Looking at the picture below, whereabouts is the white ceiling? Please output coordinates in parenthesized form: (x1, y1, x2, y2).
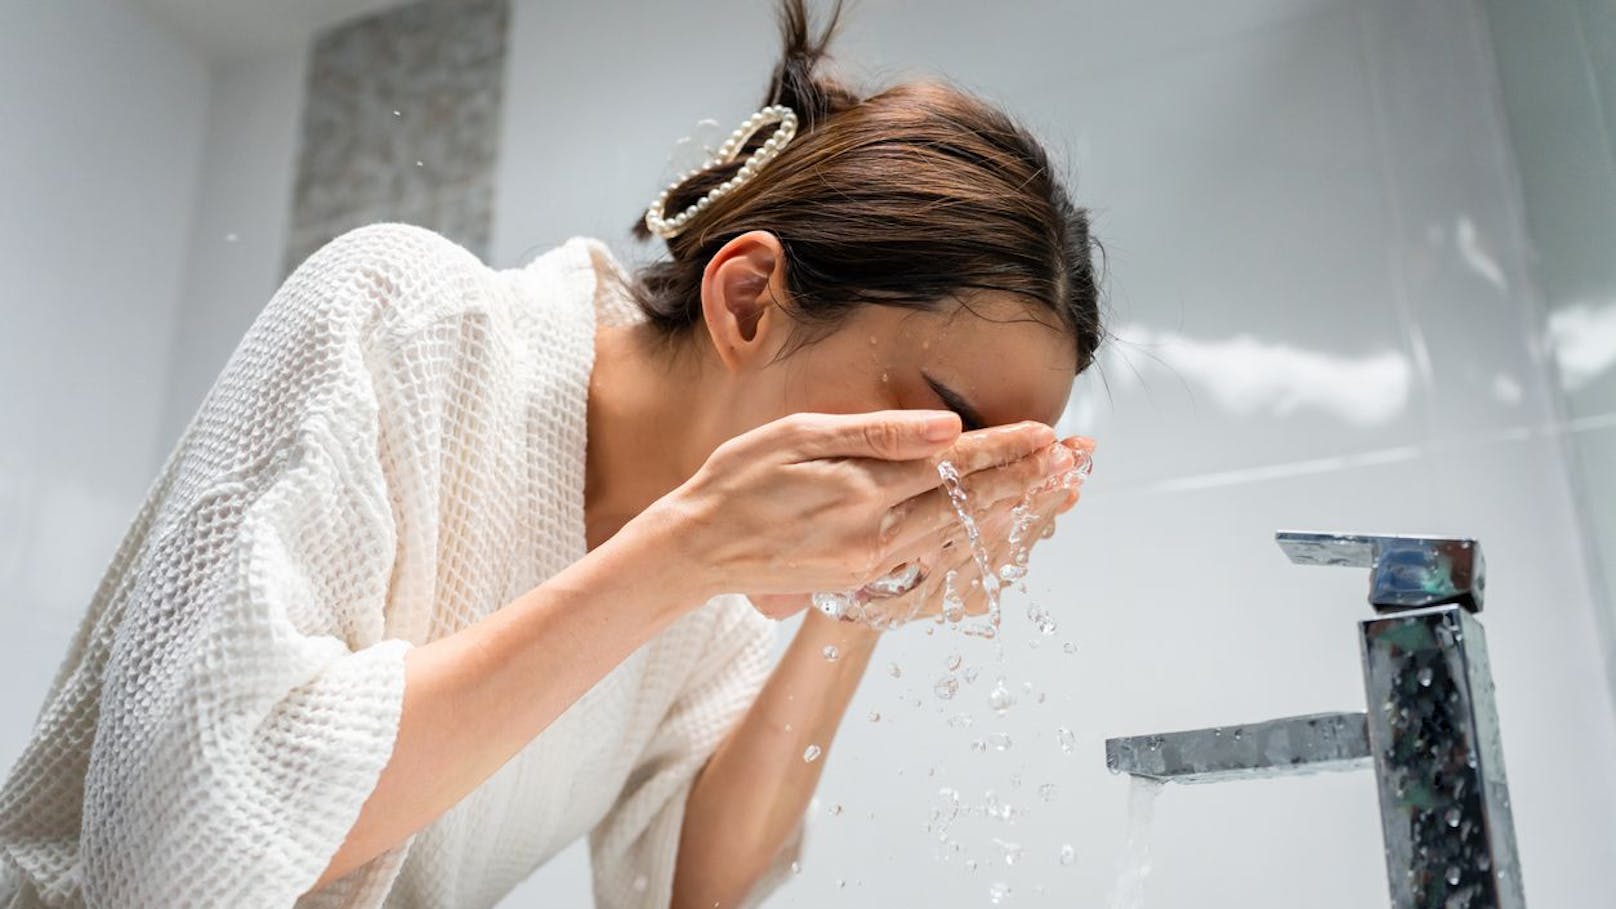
(127, 0, 412, 61)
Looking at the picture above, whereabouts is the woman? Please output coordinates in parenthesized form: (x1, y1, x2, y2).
(0, 0, 1102, 906)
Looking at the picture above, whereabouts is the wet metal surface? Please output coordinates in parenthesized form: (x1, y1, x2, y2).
(1362, 605, 1525, 908)
(1105, 712, 1372, 783)
(1276, 531, 1486, 613)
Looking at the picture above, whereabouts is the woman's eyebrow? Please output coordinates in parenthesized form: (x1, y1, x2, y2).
(922, 371, 986, 431)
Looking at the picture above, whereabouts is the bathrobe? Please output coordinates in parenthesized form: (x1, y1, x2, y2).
(0, 222, 801, 908)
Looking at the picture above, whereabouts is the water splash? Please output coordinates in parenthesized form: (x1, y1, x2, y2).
(1056, 727, 1077, 754)
(988, 676, 1016, 715)
(808, 447, 1091, 632)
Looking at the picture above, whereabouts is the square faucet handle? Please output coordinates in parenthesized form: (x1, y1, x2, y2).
(1274, 530, 1485, 614)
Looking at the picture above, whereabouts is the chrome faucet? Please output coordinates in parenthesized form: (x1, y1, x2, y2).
(1104, 531, 1525, 908)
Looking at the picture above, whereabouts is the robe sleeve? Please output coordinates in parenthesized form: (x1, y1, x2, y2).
(588, 595, 807, 909)
(75, 223, 469, 907)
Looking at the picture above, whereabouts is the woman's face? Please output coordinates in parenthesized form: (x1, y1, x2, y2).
(699, 231, 1078, 441)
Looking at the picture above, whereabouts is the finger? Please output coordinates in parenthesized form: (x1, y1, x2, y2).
(854, 419, 1058, 506)
(943, 421, 1057, 476)
(878, 444, 1072, 555)
(779, 410, 961, 462)
(963, 443, 1078, 509)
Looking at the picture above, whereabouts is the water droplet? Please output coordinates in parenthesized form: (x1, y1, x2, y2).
(1056, 727, 1076, 754)
(391, 109, 401, 117)
(994, 837, 1023, 865)
(888, 662, 902, 679)
(791, 861, 802, 874)
(1039, 783, 1057, 802)
(1063, 641, 1078, 654)
(987, 732, 1013, 751)
(964, 666, 980, 684)
(947, 713, 974, 728)
(946, 652, 963, 672)
(868, 710, 881, 723)
(1060, 843, 1076, 865)
(223, 232, 239, 243)
(415, 160, 424, 167)
(989, 881, 1011, 904)
(830, 803, 843, 816)
(1446, 865, 1461, 886)
(935, 676, 959, 700)
(1418, 667, 1434, 687)
(988, 677, 1016, 715)
(1445, 807, 1461, 828)
(803, 744, 822, 762)
(822, 644, 840, 662)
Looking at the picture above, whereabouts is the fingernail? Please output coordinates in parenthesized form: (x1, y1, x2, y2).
(924, 412, 961, 441)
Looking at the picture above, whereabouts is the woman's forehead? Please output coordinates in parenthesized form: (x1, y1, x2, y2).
(865, 296, 1076, 427)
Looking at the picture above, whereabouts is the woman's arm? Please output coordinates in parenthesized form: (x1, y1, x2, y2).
(671, 607, 879, 907)
(310, 504, 710, 891)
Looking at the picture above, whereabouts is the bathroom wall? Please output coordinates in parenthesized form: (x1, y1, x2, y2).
(1483, 0, 1616, 702)
(0, 0, 210, 771)
(1, 0, 1612, 907)
(282, 0, 509, 276)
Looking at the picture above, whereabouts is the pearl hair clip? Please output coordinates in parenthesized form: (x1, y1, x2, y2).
(643, 103, 799, 240)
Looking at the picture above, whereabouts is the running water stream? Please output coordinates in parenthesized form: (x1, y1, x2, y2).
(1107, 777, 1166, 909)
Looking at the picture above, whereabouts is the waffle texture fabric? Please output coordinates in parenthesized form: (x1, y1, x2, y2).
(0, 222, 803, 908)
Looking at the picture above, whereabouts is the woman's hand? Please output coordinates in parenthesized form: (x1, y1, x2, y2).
(648, 409, 1058, 615)
(851, 434, 1093, 629)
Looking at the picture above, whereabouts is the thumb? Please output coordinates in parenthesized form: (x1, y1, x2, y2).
(785, 409, 961, 462)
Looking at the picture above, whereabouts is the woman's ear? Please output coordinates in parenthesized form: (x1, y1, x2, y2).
(699, 230, 789, 373)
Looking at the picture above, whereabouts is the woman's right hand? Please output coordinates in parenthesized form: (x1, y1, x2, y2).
(648, 409, 1058, 615)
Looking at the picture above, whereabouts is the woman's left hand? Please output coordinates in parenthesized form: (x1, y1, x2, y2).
(852, 434, 1091, 629)
(748, 434, 1093, 626)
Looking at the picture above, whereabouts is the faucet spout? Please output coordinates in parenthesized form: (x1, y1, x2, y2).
(1105, 711, 1372, 783)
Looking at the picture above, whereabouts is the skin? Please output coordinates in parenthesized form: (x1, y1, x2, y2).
(308, 230, 1093, 903)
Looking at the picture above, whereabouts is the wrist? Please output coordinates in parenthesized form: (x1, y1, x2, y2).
(606, 497, 721, 619)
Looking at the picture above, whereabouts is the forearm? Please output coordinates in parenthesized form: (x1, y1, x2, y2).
(671, 608, 880, 907)
(311, 504, 708, 892)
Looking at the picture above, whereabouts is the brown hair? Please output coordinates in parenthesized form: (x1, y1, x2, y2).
(623, 0, 1105, 375)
